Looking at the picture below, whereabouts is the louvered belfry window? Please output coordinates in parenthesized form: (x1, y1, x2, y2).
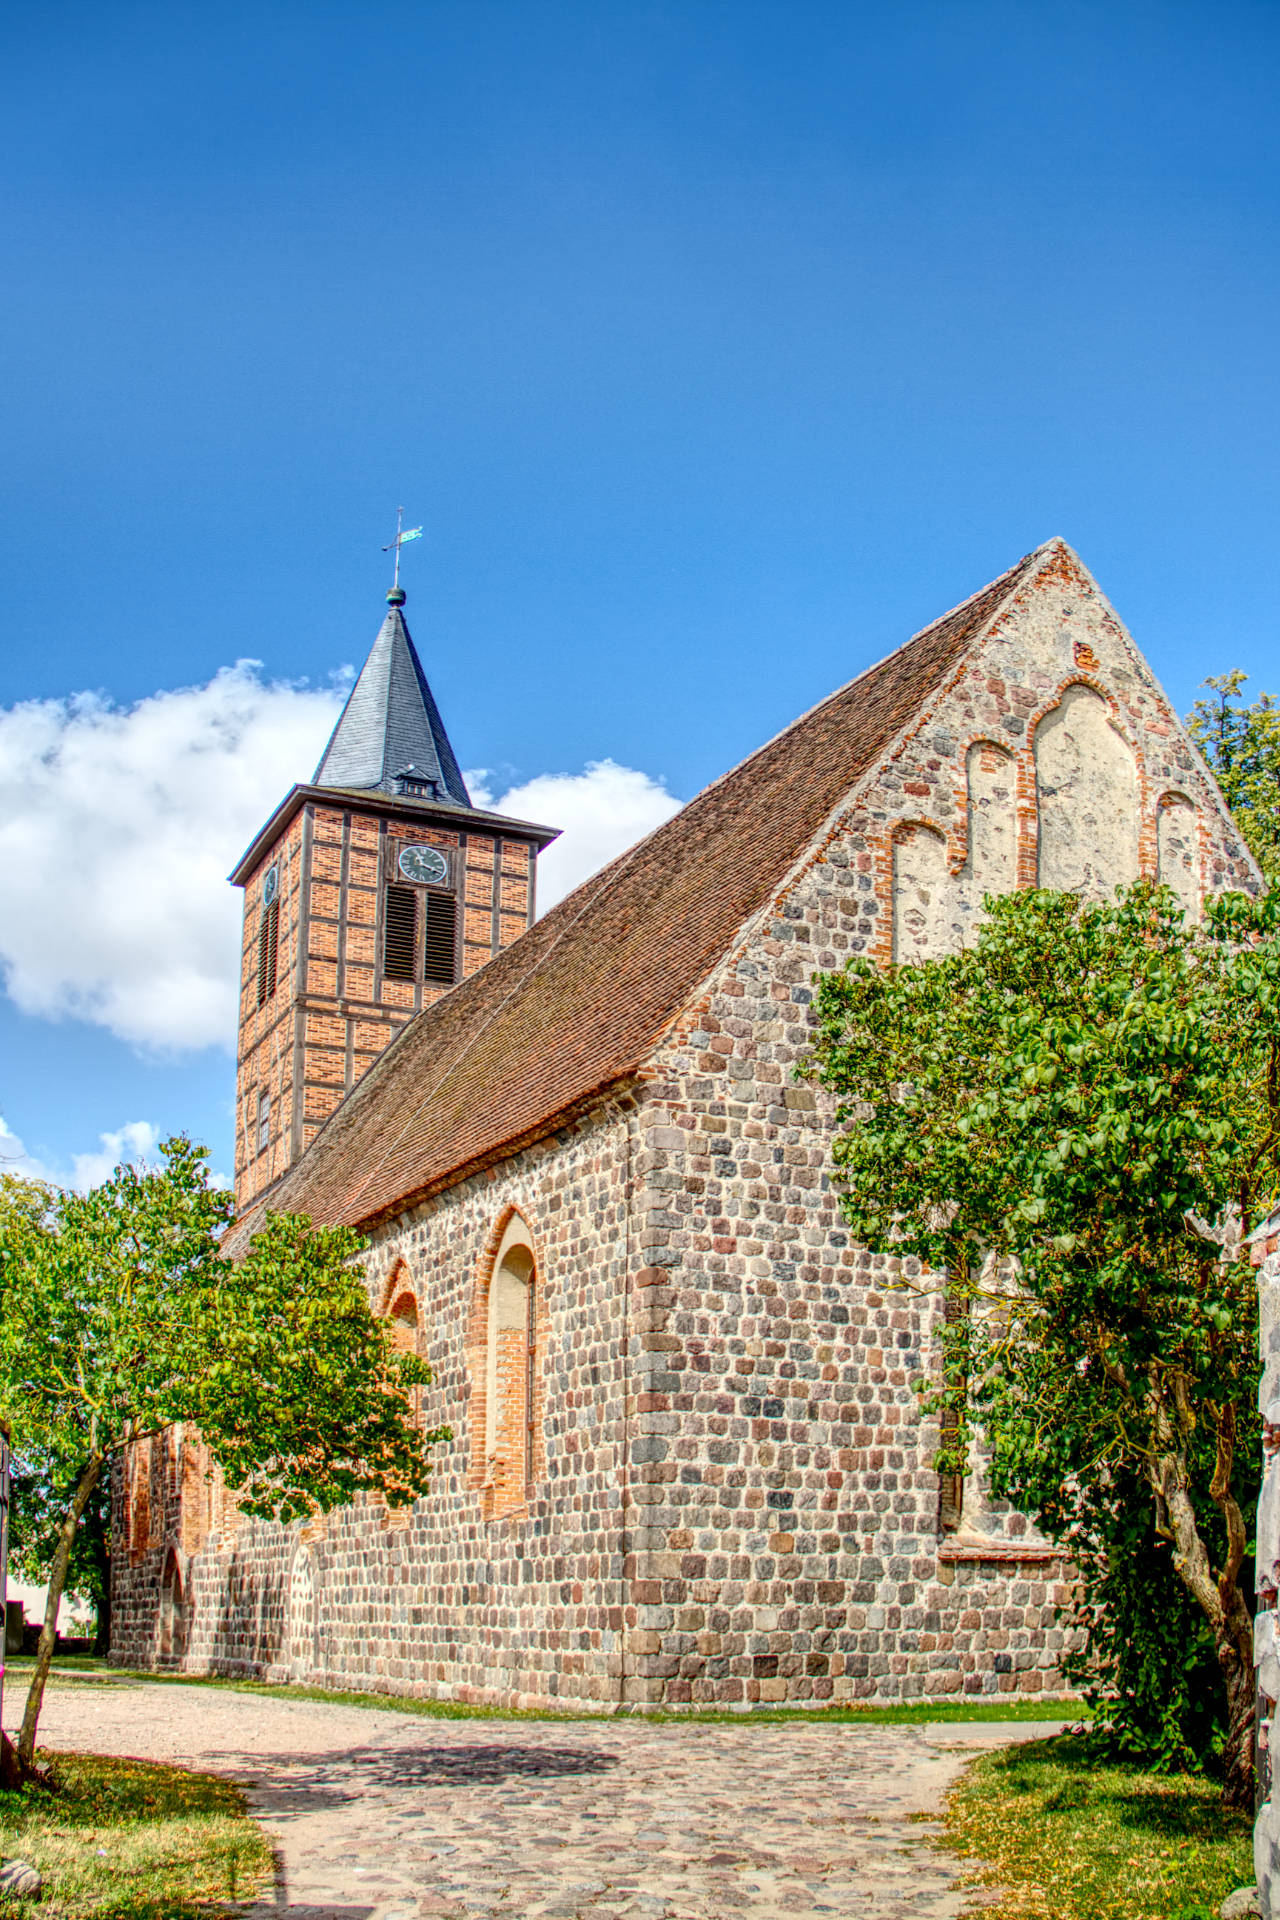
(383, 884, 418, 981)
(256, 898, 279, 1007)
(423, 891, 457, 985)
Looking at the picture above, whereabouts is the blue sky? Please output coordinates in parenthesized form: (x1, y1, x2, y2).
(1, 0, 1277, 1184)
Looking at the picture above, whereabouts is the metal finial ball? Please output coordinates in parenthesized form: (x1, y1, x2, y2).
(386, 586, 407, 607)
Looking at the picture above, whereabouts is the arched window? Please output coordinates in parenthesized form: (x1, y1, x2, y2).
(380, 1266, 424, 1529)
(388, 1285, 419, 1356)
(159, 1549, 189, 1663)
(287, 1548, 314, 1681)
(484, 1216, 539, 1519)
(128, 1438, 153, 1563)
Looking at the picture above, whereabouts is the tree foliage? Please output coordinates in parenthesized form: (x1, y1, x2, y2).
(0, 1137, 447, 1779)
(1188, 670, 1280, 883)
(806, 883, 1280, 1806)
(1053, 1461, 1230, 1773)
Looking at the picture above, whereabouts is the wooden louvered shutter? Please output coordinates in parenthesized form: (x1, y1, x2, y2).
(383, 885, 417, 981)
(256, 899, 279, 1007)
(423, 892, 457, 985)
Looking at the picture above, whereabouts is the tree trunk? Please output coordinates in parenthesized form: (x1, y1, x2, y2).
(1220, 1618, 1258, 1811)
(16, 1453, 102, 1778)
(1151, 1443, 1258, 1809)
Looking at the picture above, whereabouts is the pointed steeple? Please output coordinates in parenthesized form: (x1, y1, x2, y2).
(313, 587, 473, 806)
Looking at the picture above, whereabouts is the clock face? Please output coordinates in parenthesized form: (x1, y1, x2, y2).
(398, 844, 449, 887)
(262, 864, 279, 908)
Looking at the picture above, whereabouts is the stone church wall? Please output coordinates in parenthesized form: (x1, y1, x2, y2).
(617, 545, 1256, 1706)
(112, 1098, 641, 1709)
(112, 545, 1259, 1709)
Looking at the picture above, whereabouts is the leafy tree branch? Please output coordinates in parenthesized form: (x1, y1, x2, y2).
(0, 1138, 448, 1782)
(806, 883, 1280, 1805)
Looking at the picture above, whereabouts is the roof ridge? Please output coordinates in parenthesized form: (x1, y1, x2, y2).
(662, 541, 1050, 823)
(264, 541, 1058, 1227)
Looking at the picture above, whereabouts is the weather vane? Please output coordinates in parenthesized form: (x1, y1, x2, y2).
(382, 506, 424, 594)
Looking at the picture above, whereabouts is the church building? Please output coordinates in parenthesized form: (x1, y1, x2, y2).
(112, 539, 1259, 1707)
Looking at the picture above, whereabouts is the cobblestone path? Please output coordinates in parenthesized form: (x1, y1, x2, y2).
(14, 1678, 1064, 1919)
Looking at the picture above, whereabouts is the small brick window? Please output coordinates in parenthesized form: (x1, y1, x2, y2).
(383, 885, 417, 981)
(256, 1091, 270, 1155)
(423, 891, 457, 985)
(390, 1290, 419, 1345)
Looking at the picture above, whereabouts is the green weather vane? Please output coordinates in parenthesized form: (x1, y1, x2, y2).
(382, 506, 424, 592)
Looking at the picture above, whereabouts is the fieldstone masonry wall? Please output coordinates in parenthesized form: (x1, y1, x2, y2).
(113, 545, 1259, 1709)
(116, 1099, 638, 1704)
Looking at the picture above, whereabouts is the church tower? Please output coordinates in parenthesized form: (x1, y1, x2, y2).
(229, 582, 558, 1209)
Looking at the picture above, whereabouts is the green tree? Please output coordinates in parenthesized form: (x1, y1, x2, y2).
(0, 1137, 447, 1782)
(1188, 671, 1280, 882)
(806, 883, 1280, 1808)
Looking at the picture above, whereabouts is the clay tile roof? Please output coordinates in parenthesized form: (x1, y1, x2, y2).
(258, 541, 1052, 1232)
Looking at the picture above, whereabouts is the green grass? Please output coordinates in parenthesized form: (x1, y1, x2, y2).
(0, 1751, 272, 1918)
(7, 1655, 1083, 1725)
(8, 1654, 104, 1672)
(944, 1734, 1253, 1920)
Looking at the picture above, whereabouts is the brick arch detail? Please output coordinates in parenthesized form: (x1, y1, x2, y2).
(466, 1205, 549, 1520)
(378, 1255, 420, 1324)
(376, 1256, 428, 1529)
(1019, 675, 1156, 887)
(127, 1437, 155, 1565)
(1154, 786, 1207, 920)
(870, 819, 948, 969)
(944, 736, 1017, 877)
(158, 1544, 190, 1663)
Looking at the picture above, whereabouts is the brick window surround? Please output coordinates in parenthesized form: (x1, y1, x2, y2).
(467, 1209, 548, 1521)
(158, 1548, 189, 1662)
(127, 1437, 153, 1564)
(381, 1262, 424, 1531)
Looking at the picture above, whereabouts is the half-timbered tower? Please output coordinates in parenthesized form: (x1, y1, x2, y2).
(231, 584, 558, 1206)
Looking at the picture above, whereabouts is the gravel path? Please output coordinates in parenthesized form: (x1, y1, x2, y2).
(10, 1676, 1064, 1919)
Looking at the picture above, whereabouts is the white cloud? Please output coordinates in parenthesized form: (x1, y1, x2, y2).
(0, 1114, 160, 1191)
(70, 1120, 163, 1192)
(469, 759, 683, 911)
(0, 664, 681, 1063)
(0, 1115, 56, 1182)
(0, 666, 345, 1051)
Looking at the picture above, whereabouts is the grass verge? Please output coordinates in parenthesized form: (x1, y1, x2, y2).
(7, 1657, 1084, 1725)
(944, 1733, 1253, 1920)
(0, 1751, 273, 1918)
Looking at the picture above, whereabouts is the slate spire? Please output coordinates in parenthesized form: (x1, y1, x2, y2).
(313, 587, 473, 806)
